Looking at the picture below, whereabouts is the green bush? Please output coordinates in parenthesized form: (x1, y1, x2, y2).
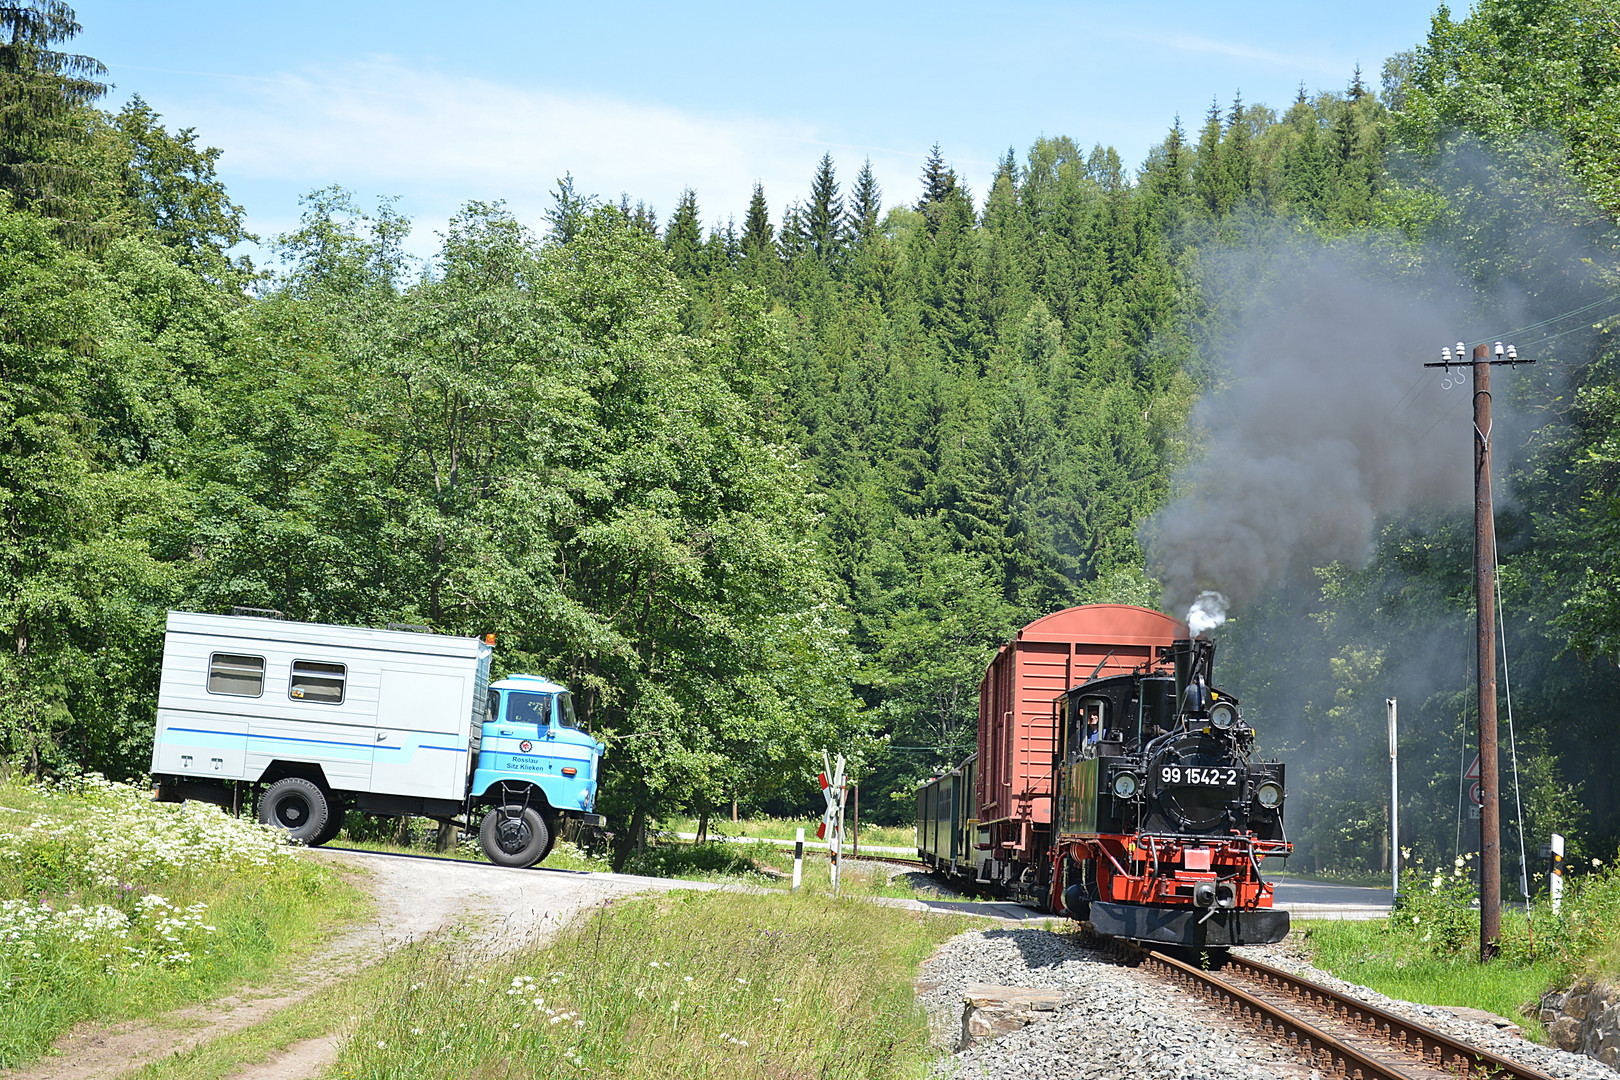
(622, 841, 765, 880)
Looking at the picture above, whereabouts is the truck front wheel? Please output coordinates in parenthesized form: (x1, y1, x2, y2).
(259, 777, 330, 845)
(480, 805, 549, 867)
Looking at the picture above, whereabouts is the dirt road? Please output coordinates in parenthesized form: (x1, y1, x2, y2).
(7, 849, 727, 1080)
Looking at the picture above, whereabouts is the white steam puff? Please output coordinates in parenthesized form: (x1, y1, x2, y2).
(1186, 591, 1229, 636)
(1143, 242, 1478, 618)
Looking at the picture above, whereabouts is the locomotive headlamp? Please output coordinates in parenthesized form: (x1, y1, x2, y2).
(1209, 701, 1239, 731)
(1112, 771, 1140, 799)
(1256, 780, 1284, 809)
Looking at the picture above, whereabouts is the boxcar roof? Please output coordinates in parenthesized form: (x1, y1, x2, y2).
(1013, 604, 1187, 646)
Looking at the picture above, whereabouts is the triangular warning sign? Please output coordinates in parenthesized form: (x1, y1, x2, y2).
(1463, 753, 1481, 781)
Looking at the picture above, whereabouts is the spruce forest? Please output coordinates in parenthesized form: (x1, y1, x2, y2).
(3, 0, 1619, 880)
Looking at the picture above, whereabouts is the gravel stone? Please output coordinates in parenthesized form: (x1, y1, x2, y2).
(918, 925, 1306, 1079)
(916, 924, 1620, 1080)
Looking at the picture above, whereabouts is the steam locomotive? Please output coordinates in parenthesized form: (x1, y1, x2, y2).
(915, 604, 1290, 947)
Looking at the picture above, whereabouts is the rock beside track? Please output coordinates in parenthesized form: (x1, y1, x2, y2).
(917, 926, 1307, 1079)
(1239, 942, 1620, 1080)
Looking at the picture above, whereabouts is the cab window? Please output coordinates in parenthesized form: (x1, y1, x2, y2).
(506, 691, 552, 728)
(1082, 697, 1108, 740)
(557, 691, 580, 730)
(485, 688, 499, 724)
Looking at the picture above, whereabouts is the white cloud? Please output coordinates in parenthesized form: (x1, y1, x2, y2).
(157, 56, 939, 258)
(1124, 31, 1348, 77)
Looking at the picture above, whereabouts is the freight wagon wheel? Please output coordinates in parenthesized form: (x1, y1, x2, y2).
(310, 803, 346, 847)
(258, 777, 330, 845)
(480, 805, 549, 867)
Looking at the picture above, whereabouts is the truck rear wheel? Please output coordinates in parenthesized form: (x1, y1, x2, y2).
(311, 803, 346, 846)
(480, 805, 549, 867)
(259, 777, 330, 845)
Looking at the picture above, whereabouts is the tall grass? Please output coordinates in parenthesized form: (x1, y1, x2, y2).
(0, 775, 365, 1067)
(338, 890, 975, 1079)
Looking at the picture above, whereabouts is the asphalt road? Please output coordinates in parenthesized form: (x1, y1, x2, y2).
(1268, 874, 1393, 908)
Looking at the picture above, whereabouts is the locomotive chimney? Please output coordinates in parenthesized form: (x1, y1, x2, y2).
(1171, 638, 1217, 701)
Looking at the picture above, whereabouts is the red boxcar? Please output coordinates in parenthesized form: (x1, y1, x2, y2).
(973, 604, 1185, 894)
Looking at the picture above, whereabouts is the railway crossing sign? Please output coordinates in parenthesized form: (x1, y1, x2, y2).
(818, 752, 846, 895)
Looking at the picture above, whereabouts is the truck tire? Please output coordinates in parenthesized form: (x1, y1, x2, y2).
(480, 805, 549, 867)
(310, 803, 346, 847)
(258, 777, 330, 845)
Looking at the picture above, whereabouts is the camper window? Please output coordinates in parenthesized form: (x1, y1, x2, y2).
(207, 653, 265, 697)
(289, 660, 346, 704)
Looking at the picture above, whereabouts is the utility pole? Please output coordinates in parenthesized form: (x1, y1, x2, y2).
(1425, 339, 1528, 962)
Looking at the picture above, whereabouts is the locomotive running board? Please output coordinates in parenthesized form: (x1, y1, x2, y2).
(1088, 901, 1290, 947)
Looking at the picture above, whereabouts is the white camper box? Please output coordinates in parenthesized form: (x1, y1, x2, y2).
(151, 611, 491, 813)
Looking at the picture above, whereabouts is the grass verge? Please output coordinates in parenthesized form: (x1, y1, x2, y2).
(0, 775, 368, 1068)
(1300, 916, 1556, 1040)
(337, 889, 977, 1080)
(1300, 852, 1620, 1041)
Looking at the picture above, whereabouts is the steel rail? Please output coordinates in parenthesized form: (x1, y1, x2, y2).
(1141, 947, 1427, 1080)
(1134, 945, 1552, 1080)
(1220, 952, 1553, 1080)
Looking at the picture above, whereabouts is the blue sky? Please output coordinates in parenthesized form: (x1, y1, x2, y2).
(76, 1, 1441, 262)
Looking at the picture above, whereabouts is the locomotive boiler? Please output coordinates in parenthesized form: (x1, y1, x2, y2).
(915, 604, 1291, 948)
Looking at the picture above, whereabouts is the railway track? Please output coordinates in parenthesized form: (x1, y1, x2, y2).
(1127, 943, 1551, 1080)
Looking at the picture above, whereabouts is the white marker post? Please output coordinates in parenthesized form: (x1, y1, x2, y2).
(792, 827, 804, 892)
(1387, 697, 1399, 897)
(1551, 833, 1564, 914)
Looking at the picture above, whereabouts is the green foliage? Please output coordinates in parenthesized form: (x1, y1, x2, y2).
(0, 1, 105, 233)
(110, 96, 255, 288)
(1395, 0, 1620, 220)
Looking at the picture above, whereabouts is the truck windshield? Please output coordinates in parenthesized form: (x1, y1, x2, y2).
(506, 691, 552, 727)
(558, 691, 580, 730)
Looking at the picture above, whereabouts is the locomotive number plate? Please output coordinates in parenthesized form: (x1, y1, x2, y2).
(1160, 766, 1240, 786)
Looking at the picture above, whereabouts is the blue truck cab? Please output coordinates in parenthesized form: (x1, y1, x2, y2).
(471, 675, 606, 866)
